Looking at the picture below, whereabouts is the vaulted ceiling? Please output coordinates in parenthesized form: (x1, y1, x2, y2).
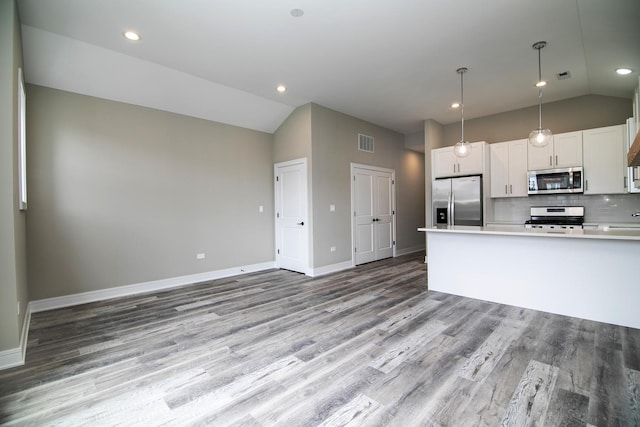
(16, 0, 640, 134)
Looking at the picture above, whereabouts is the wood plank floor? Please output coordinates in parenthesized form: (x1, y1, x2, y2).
(1, 253, 639, 426)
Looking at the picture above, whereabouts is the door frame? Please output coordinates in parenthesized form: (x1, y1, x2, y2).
(274, 158, 310, 275)
(350, 163, 397, 266)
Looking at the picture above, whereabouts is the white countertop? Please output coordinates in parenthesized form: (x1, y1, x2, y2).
(417, 225, 640, 241)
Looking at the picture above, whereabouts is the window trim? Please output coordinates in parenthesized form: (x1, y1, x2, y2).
(18, 68, 27, 211)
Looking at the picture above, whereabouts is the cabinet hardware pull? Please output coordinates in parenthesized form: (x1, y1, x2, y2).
(555, 155, 558, 165)
(505, 184, 508, 194)
(549, 156, 552, 166)
(585, 180, 588, 191)
(510, 184, 513, 194)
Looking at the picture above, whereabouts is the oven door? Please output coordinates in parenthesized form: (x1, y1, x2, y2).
(528, 167, 583, 195)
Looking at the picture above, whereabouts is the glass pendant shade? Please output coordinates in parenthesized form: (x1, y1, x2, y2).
(454, 67, 471, 158)
(453, 140, 471, 157)
(529, 41, 552, 148)
(528, 127, 552, 147)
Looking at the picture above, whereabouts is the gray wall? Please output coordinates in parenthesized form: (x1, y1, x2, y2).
(310, 104, 425, 268)
(442, 94, 632, 146)
(273, 104, 315, 265)
(273, 104, 312, 163)
(26, 85, 275, 300)
(0, 0, 28, 353)
(396, 149, 426, 251)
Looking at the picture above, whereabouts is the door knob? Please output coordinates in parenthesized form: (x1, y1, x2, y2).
(297, 221, 304, 225)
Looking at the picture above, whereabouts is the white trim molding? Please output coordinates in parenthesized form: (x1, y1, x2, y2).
(30, 261, 275, 313)
(0, 304, 32, 371)
(0, 348, 23, 371)
(395, 245, 426, 256)
(308, 260, 353, 277)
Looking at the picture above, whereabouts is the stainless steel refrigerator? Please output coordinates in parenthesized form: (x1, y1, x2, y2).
(432, 175, 483, 226)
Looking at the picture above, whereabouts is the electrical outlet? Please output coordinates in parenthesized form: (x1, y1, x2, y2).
(330, 204, 335, 212)
(259, 205, 264, 213)
(330, 246, 336, 252)
(196, 253, 206, 260)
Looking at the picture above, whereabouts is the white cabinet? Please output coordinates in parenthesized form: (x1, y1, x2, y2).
(490, 139, 528, 198)
(583, 124, 627, 194)
(527, 131, 583, 170)
(432, 141, 485, 178)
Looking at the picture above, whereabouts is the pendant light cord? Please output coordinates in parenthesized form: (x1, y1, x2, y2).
(460, 70, 465, 142)
(537, 46, 543, 130)
(538, 88, 543, 130)
(457, 67, 467, 142)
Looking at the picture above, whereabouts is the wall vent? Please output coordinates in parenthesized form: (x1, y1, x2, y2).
(556, 70, 571, 80)
(358, 134, 374, 153)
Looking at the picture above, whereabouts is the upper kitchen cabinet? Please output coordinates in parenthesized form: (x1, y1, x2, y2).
(527, 131, 583, 170)
(583, 124, 627, 195)
(432, 141, 486, 178)
(490, 139, 528, 198)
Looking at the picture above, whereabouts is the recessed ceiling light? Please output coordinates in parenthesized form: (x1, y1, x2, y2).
(616, 68, 632, 75)
(123, 31, 140, 41)
(451, 102, 460, 109)
(290, 8, 304, 18)
(535, 80, 547, 87)
(276, 85, 287, 93)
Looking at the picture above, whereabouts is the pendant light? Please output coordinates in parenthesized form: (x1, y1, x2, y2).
(453, 67, 471, 158)
(528, 41, 552, 148)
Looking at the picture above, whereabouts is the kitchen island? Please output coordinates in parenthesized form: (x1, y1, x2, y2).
(419, 226, 640, 329)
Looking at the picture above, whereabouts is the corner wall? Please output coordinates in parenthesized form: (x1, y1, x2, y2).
(310, 104, 425, 268)
(26, 85, 275, 300)
(0, 0, 29, 358)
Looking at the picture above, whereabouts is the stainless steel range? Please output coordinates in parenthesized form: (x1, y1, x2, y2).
(524, 206, 584, 230)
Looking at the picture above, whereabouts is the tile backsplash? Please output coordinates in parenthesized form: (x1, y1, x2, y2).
(492, 193, 640, 224)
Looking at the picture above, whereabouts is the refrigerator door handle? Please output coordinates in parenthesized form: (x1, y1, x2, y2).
(450, 192, 455, 226)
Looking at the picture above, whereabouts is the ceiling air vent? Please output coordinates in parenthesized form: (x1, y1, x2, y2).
(358, 134, 374, 153)
(556, 71, 571, 80)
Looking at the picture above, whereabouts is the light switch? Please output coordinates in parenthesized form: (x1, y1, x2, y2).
(259, 205, 264, 213)
(330, 204, 335, 212)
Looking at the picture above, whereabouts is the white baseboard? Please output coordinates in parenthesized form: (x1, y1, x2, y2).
(396, 245, 426, 256)
(0, 347, 23, 371)
(308, 260, 353, 277)
(29, 261, 276, 313)
(0, 304, 32, 371)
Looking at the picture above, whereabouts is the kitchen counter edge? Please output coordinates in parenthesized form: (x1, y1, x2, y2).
(417, 226, 640, 241)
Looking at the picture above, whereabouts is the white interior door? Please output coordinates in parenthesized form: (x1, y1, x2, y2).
(352, 164, 395, 265)
(275, 159, 308, 274)
(354, 171, 376, 265)
(374, 173, 394, 259)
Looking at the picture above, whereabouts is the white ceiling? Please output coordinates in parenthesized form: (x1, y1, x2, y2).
(16, 0, 640, 135)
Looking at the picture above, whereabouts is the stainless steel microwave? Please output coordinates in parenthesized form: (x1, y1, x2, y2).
(527, 167, 583, 195)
